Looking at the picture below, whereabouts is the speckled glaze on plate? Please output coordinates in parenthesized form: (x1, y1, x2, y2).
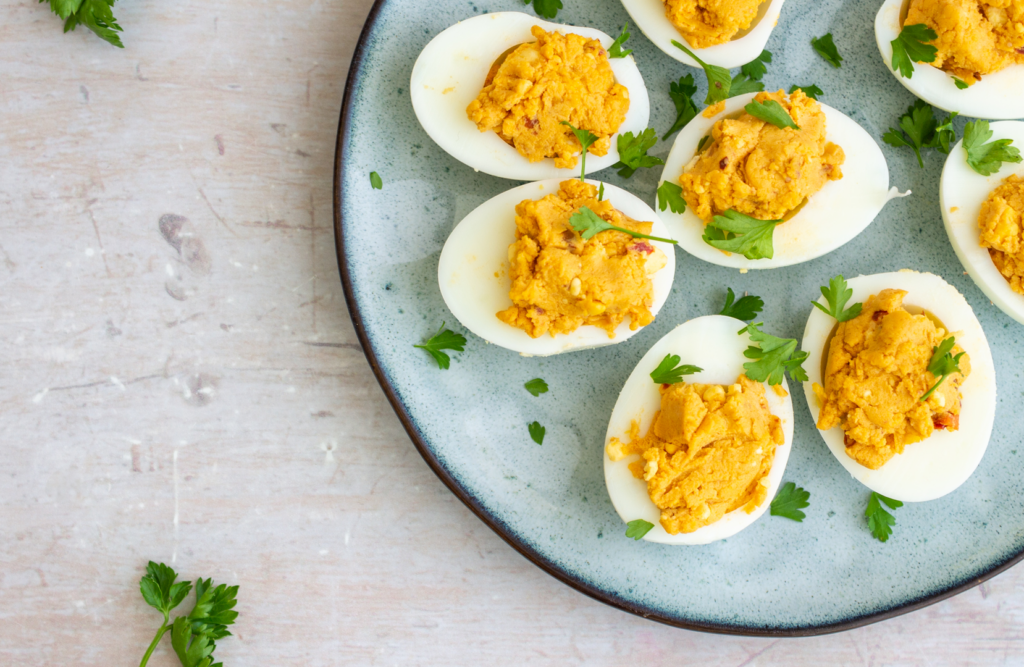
(334, 0, 1024, 635)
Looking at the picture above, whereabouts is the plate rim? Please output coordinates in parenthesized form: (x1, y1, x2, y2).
(331, 0, 1024, 636)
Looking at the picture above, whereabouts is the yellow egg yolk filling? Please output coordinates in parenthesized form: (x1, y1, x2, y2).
(497, 180, 667, 339)
(664, 0, 766, 49)
(979, 173, 1024, 294)
(905, 0, 1024, 85)
(814, 288, 971, 471)
(679, 90, 845, 224)
(466, 26, 630, 169)
(606, 375, 783, 535)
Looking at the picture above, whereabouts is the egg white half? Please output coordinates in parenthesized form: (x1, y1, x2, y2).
(604, 315, 794, 545)
(657, 92, 899, 270)
(410, 12, 651, 181)
(940, 121, 1024, 326)
(437, 179, 676, 356)
(620, 0, 785, 69)
(801, 271, 997, 502)
(874, 0, 1024, 120)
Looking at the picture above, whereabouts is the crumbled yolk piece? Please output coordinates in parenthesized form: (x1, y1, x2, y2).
(605, 375, 783, 535)
(466, 26, 630, 169)
(664, 0, 766, 49)
(817, 288, 971, 470)
(905, 0, 1024, 86)
(979, 173, 1024, 294)
(497, 180, 667, 338)
(679, 90, 845, 224)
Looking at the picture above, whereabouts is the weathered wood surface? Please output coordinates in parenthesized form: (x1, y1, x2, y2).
(1, 1, 1022, 664)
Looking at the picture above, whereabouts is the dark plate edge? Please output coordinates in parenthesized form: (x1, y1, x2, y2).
(330, 0, 1024, 637)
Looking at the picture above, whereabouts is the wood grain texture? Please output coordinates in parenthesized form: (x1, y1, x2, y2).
(1, 1, 1022, 664)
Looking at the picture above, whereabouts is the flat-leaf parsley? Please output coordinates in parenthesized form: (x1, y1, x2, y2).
(672, 41, 732, 104)
(608, 23, 632, 59)
(414, 323, 467, 370)
(524, 378, 549, 396)
(522, 0, 562, 20)
(649, 354, 702, 385)
(625, 519, 654, 540)
(719, 287, 763, 321)
(890, 23, 938, 79)
(866, 492, 903, 542)
(528, 421, 546, 445)
(657, 181, 686, 214)
(739, 322, 809, 386)
(770, 482, 810, 522)
(612, 128, 664, 178)
(812, 274, 862, 322)
(43, 0, 125, 48)
(811, 33, 843, 68)
(962, 120, 1023, 176)
(570, 206, 677, 244)
(702, 210, 782, 260)
(920, 336, 966, 402)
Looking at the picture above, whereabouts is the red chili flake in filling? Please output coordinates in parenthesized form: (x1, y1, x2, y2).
(719, 157, 729, 169)
(628, 241, 655, 254)
(524, 116, 539, 130)
(872, 310, 888, 322)
(933, 413, 959, 431)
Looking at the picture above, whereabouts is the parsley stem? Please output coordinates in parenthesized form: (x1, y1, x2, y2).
(607, 223, 678, 245)
(579, 151, 587, 183)
(139, 623, 170, 667)
(919, 375, 947, 402)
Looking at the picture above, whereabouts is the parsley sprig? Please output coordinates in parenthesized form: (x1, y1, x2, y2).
(703, 210, 782, 260)
(770, 482, 810, 522)
(612, 129, 664, 178)
(739, 322, 809, 386)
(811, 33, 843, 68)
(812, 275, 862, 322)
(663, 74, 699, 141)
(920, 336, 966, 402)
(138, 562, 239, 667)
(728, 72, 765, 98)
(414, 322, 467, 370)
(741, 50, 772, 81)
(719, 288, 763, 321)
(672, 41, 732, 105)
(745, 99, 799, 130)
(789, 84, 823, 100)
(883, 100, 956, 168)
(524, 378, 549, 396)
(370, 171, 383, 190)
(650, 354, 703, 385)
(528, 421, 546, 445)
(561, 121, 600, 182)
(42, 0, 124, 47)
(569, 206, 677, 244)
(866, 492, 903, 542)
(657, 181, 686, 214)
(608, 23, 632, 58)
(890, 24, 938, 79)
(625, 519, 655, 540)
(522, 0, 561, 19)
(963, 120, 1023, 176)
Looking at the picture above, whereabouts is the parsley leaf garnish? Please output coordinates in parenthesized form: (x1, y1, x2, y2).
(612, 128, 665, 178)
(953, 76, 969, 90)
(812, 274, 862, 322)
(739, 322, 809, 386)
(657, 181, 687, 214)
(625, 519, 655, 540)
(770, 482, 810, 522)
(650, 354, 703, 384)
(883, 100, 939, 168)
(528, 421, 546, 445)
(702, 210, 781, 260)
(672, 41, 732, 104)
(370, 171, 383, 190)
(719, 287, 763, 321)
(524, 378, 549, 396)
(727, 72, 765, 98)
(138, 562, 239, 667)
(745, 99, 799, 130)
(560, 121, 600, 182)
(663, 74, 700, 140)
(741, 50, 772, 80)
(963, 120, 1023, 176)
(920, 336, 966, 401)
(598, 183, 605, 201)
(811, 33, 843, 68)
(414, 322, 467, 370)
(696, 135, 712, 153)
(608, 23, 632, 58)
(788, 84, 823, 100)
(866, 492, 903, 542)
(44, 0, 125, 48)
(932, 111, 959, 154)
(522, 0, 561, 19)
(890, 23, 938, 79)
(570, 206, 678, 244)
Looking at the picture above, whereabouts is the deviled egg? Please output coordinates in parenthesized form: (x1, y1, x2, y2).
(801, 271, 997, 502)
(438, 179, 675, 356)
(621, 0, 786, 68)
(875, 0, 1024, 119)
(604, 315, 794, 545)
(941, 120, 1024, 325)
(657, 90, 905, 270)
(410, 12, 651, 181)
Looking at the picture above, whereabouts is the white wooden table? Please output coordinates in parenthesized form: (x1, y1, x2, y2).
(2, 1, 1022, 664)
